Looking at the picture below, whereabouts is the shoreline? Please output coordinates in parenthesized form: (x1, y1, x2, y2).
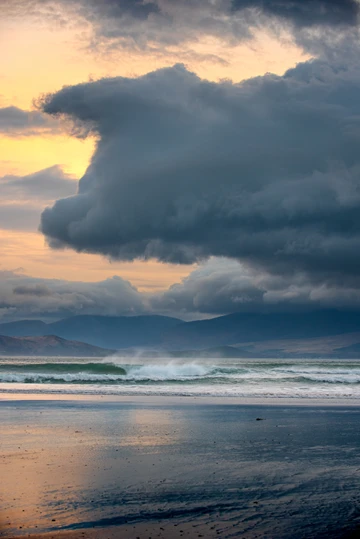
(3, 395, 360, 538)
(1, 391, 360, 407)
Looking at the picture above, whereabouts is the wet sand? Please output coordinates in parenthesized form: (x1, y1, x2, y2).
(2, 395, 360, 538)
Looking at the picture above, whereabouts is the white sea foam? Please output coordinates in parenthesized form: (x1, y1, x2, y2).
(2, 357, 360, 400)
(124, 362, 211, 380)
(1, 381, 359, 399)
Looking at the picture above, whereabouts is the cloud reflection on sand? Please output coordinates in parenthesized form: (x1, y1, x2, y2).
(2, 398, 360, 538)
(1, 421, 93, 533)
(119, 407, 182, 448)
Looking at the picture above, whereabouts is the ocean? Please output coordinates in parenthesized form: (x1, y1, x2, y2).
(1, 355, 360, 400)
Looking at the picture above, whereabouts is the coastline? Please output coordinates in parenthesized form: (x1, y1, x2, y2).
(3, 394, 360, 538)
(2, 391, 360, 407)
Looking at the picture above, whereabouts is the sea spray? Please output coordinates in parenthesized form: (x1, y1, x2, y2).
(1, 357, 360, 399)
(125, 362, 211, 380)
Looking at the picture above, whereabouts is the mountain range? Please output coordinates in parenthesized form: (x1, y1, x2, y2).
(2, 309, 360, 357)
(0, 315, 180, 349)
(0, 334, 112, 357)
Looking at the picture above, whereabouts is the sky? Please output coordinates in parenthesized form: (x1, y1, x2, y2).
(1, 0, 360, 322)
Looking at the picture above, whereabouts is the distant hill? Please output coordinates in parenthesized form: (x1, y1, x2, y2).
(2, 310, 360, 357)
(332, 342, 360, 358)
(0, 335, 113, 357)
(161, 310, 360, 350)
(233, 332, 360, 358)
(0, 315, 181, 349)
(114, 339, 360, 359)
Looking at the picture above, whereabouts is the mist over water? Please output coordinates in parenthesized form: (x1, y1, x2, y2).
(1, 356, 360, 399)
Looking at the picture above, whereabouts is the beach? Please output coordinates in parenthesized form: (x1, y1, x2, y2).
(2, 394, 360, 538)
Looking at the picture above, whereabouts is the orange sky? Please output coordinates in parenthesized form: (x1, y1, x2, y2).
(0, 13, 308, 291)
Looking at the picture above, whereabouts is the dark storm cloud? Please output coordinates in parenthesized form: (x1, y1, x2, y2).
(0, 106, 60, 136)
(76, 0, 360, 55)
(2, 0, 356, 59)
(71, 0, 360, 35)
(39, 53, 360, 283)
(232, 0, 360, 28)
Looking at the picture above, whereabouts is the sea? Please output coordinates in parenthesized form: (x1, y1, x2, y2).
(1, 355, 360, 400)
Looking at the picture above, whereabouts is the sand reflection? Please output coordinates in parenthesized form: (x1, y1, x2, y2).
(1, 401, 187, 536)
(118, 407, 181, 448)
(1, 407, 101, 535)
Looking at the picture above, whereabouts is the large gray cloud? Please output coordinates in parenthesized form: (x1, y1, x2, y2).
(79, 0, 251, 50)
(3, 259, 360, 322)
(151, 258, 360, 318)
(232, 0, 360, 28)
(151, 259, 266, 317)
(39, 53, 360, 285)
(87, 0, 360, 28)
(77, 0, 360, 61)
(0, 166, 76, 231)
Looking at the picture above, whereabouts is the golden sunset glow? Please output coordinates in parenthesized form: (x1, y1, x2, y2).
(0, 230, 195, 291)
(0, 134, 94, 177)
(0, 5, 307, 294)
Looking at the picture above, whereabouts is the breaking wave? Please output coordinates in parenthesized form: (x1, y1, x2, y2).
(2, 357, 360, 398)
